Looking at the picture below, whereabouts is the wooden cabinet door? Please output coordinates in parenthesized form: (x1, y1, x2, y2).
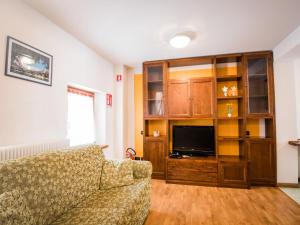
(245, 53, 274, 117)
(191, 78, 214, 117)
(143, 137, 165, 179)
(167, 80, 191, 117)
(143, 62, 167, 118)
(247, 139, 276, 185)
(219, 161, 249, 188)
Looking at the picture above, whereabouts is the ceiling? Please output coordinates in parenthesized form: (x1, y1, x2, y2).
(24, 0, 300, 67)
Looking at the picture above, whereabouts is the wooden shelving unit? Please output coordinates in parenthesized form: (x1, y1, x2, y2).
(142, 51, 276, 187)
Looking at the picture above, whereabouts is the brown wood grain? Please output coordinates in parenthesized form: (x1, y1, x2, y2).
(247, 139, 276, 186)
(144, 179, 300, 225)
(167, 79, 191, 117)
(191, 78, 214, 118)
(144, 136, 167, 179)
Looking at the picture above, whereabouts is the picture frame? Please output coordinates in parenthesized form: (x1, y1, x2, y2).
(5, 36, 53, 86)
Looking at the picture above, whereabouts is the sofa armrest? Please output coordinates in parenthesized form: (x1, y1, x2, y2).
(132, 160, 152, 179)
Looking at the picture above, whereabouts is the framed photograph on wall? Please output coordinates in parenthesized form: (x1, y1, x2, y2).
(5, 36, 53, 86)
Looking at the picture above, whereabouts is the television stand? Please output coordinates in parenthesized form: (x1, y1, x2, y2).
(166, 156, 218, 186)
(166, 156, 250, 188)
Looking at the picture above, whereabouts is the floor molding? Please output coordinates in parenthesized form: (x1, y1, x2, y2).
(277, 183, 299, 188)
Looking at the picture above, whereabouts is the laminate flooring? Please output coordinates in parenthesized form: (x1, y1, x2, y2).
(144, 180, 300, 225)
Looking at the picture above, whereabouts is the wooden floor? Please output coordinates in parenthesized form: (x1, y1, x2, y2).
(144, 180, 300, 225)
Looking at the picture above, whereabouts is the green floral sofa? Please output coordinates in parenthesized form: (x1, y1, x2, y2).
(0, 144, 152, 225)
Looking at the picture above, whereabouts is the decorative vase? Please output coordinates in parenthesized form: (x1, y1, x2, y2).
(226, 103, 233, 117)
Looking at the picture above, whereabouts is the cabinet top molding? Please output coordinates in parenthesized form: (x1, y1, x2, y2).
(143, 50, 273, 67)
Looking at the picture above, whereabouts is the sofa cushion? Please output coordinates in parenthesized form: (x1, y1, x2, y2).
(51, 178, 151, 225)
(0, 189, 34, 225)
(0, 144, 105, 225)
(100, 159, 134, 190)
(132, 160, 153, 179)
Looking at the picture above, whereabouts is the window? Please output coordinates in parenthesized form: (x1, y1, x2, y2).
(67, 86, 95, 146)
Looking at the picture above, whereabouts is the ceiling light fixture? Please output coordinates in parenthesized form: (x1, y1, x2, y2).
(169, 34, 191, 48)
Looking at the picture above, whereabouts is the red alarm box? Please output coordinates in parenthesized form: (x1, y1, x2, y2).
(116, 74, 122, 82)
(106, 94, 112, 106)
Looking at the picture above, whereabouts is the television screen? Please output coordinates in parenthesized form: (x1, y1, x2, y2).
(173, 126, 215, 156)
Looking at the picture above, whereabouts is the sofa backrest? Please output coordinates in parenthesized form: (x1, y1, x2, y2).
(0, 144, 105, 225)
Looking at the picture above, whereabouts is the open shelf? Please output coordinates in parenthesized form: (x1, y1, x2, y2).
(145, 135, 167, 141)
(218, 155, 248, 162)
(217, 116, 243, 120)
(218, 136, 243, 141)
(245, 136, 272, 140)
(249, 95, 267, 99)
(217, 96, 243, 100)
(216, 75, 242, 81)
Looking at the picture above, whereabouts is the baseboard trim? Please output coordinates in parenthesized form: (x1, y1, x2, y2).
(277, 183, 299, 188)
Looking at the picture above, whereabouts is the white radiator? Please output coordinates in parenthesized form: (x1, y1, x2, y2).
(0, 139, 70, 161)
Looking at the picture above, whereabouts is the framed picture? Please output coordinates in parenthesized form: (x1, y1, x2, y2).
(5, 36, 53, 86)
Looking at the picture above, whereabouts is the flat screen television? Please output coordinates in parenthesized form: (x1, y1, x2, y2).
(172, 126, 215, 156)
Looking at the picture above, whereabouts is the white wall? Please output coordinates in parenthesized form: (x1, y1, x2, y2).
(114, 65, 125, 159)
(294, 59, 300, 176)
(295, 58, 300, 138)
(126, 68, 135, 149)
(0, 0, 115, 154)
(274, 60, 299, 183)
(273, 25, 300, 184)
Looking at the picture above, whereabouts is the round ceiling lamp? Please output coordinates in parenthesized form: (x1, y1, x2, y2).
(169, 34, 191, 48)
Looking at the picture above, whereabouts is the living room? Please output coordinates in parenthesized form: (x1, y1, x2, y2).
(0, 0, 300, 224)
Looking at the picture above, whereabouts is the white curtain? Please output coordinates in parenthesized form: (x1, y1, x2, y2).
(67, 92, 95, 146)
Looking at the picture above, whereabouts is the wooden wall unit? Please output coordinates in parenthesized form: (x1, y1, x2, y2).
(142, 51, 276, 188)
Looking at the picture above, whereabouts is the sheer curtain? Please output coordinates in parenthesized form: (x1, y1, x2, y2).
(67, 90, 95, 146)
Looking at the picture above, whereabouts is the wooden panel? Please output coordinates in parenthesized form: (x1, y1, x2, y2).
(247, 139, 276, 185)
(144, 137, 166, 179)
(168, 160, 218, 172)
(168, 170, 217, 183)
(167, 80, 191, 117)
(167, 158, 218, 185)
(218, 160, 249, 188)
(144, 138, 166, 178)
(191, 78, 213, 118)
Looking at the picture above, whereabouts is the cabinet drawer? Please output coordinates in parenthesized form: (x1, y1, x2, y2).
(168, 160, 218, 172)
(167, 169, 217, 183)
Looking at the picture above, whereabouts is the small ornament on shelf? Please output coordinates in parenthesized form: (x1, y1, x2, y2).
(153, 130, 160, 137)
(222, 86, 228, 96)
(230, 85, 238, 96)
(226, 103, 233, 117)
